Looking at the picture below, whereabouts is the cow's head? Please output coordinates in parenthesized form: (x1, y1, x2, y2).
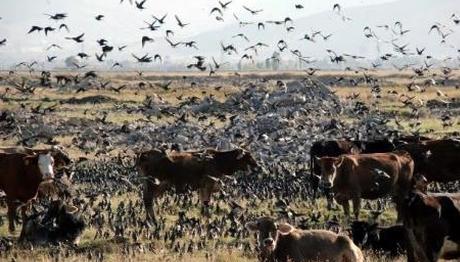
(232, 148, 260, 173)
(404, 191, 440, 228)
(316, 156, 344, 189)
(24, 153, 55, 179)
(246, 217, 294, 257)
(350, 221, 379, 247)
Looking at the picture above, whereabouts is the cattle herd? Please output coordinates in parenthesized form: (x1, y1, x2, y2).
(1, 135, 460, 261)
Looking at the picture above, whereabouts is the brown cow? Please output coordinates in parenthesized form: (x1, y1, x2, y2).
(402, 191, 460, 262)
(397, 139, 460, 182)
(317, 151, 414, 219)
(246, 217, 364, 262)
(136, 147, 259, 221)
(0, 152, 55, 232)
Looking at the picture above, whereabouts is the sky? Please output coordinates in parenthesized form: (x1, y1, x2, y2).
(0, 0, 458, 68)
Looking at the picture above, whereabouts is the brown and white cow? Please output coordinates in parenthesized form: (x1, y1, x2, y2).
(402, 191, 460, 262)
(136, 147, 259, 221)
(0, 146, 72, 172)
(246, 217, 364, 262)
(0, 152, 55, 232)
(317, 151, 414, 219)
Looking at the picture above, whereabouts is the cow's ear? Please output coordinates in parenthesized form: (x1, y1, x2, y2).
(277, 223, 294, 235)
(245, 221, 259, 231)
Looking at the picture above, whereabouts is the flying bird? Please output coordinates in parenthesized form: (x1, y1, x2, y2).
(45, 13, 67, 20)
(153, 14, 167, 24)
(135, 0, 147, 10)
(44, 27, 55, 36)
(28, 26, 43, 34)
(175, 15, 189, 28)
(219, 1, 232, 9)
(142, 36, 154, 47)
(243, 6, 263, 15)
(65, 33, 85, 43)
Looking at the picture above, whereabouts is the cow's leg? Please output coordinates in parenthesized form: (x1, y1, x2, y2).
(6, 198, 19, 233)
(143, 179, 156, 222)
(336, 199, 350, 219)
(199, 187, 212, 216)
(352, 197, 361, 220)
(406, 228, 430, 262)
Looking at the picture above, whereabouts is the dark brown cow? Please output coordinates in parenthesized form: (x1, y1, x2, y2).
(246, 217, 363, 262)
(397, 139, 460, 182)
(402, 191, 460, 262)
(136, 147, 259, 221)
(0, 152, 55, 232)
(317, 151, 414, 219)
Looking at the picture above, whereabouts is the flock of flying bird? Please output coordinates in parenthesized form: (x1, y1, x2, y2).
(0, 1, 458, 73)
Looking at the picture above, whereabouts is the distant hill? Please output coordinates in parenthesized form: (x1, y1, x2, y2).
(182, 0, 460, 62)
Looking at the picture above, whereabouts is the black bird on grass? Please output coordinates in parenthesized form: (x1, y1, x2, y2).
(155, 81, 173, 91)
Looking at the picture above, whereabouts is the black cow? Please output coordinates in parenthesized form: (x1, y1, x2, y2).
(19, 200, 85, 245)
(350, 221, 407, 256)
